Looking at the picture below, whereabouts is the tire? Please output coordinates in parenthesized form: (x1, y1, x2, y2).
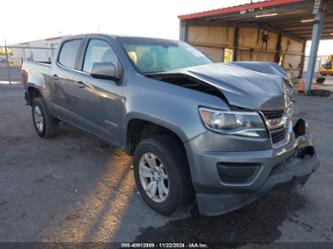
(310, 89, 331, 97)
(134, 135, 194, 216)
(32, 97, 59, 138)
(316, 77, 325, 84)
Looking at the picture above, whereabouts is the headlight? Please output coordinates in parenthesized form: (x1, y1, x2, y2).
(199, 107, 267, 137)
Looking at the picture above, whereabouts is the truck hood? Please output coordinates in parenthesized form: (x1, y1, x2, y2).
(148, 62, 291, 110)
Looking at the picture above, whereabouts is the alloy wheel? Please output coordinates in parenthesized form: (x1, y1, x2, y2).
(139, 152, 169, 203)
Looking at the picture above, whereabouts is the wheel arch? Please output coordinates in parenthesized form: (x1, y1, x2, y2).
(26, 85, 43, 104)
(26, 82, 55, 116)
(125, 115, 188, 155)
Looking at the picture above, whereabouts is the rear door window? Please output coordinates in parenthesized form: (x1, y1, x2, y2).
(58, 39, 82, 69)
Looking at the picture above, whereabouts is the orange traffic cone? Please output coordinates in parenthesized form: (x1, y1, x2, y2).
(298, 79, 305, 93)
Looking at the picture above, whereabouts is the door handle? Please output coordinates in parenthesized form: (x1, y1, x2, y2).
(75, 81, 86, 88)
(53, 74, 59, 80)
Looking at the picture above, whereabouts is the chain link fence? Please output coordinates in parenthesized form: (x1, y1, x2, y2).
(0, 45, 55, 86)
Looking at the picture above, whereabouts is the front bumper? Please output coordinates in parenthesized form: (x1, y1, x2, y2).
(184, 120, 319, 216)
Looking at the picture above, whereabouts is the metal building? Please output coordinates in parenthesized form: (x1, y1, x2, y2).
(11, 36, 64, 67)
(179, 0, 333, 93)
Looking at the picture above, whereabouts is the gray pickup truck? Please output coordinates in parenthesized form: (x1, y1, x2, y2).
(21, 33, 319, 216)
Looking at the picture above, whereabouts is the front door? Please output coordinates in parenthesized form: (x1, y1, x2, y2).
(71, 38, 124, 145)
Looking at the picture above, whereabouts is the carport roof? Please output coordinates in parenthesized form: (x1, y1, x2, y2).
(179, 0, 333, 40)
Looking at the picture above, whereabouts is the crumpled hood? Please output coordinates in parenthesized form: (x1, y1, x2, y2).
(169, 62, 290, 110)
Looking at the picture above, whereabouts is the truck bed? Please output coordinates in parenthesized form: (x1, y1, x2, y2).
(21, 61, 52, 92)
(22, 61, 51, 75)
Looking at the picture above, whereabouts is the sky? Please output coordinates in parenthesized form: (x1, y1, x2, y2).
(1, 0, 332, 55)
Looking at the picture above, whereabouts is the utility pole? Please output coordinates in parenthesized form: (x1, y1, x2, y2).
(4, 39, 12, 87)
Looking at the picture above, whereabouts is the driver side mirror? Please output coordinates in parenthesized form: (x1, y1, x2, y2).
(91, 62, 122, 82)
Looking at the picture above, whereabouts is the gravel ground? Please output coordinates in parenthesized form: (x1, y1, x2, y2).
(0, 80, 332, 248)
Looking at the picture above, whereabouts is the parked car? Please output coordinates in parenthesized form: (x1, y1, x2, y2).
(21, 34, 319, 216)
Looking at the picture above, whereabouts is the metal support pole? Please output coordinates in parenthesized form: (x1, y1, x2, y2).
(179, 21, 188, 41)
(299, 40, 307, 78)
(4, 40, 12, 87)
(233, 24, 240, 61)
(305, 0, 326, 94)
(275, 33, 282, 63)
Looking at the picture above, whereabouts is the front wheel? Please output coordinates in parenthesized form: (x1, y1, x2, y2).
(32, 97, 59, 138)
(134, 135, 194, 216)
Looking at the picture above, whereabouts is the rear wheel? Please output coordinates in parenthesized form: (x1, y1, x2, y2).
(32, 97, 59, 138)
(134, 135, 194, 216)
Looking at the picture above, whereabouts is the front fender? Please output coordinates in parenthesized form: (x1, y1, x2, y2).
(122, 75, 228, 149)
(124, 111, 189, 143)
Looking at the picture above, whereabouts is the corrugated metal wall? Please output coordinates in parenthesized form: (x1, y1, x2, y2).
(187, 26, 234, 62)
(186, 25, 304, 80)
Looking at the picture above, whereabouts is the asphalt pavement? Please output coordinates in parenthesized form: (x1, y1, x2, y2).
(0, 65, 21, 83)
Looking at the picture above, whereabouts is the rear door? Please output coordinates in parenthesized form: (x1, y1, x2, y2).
(51, 38, 84, 124)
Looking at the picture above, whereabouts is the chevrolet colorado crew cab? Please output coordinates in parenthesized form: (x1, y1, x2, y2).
(21, 34, 319, 216)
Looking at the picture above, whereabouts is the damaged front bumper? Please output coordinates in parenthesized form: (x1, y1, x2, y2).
(184, 119, 319, 216)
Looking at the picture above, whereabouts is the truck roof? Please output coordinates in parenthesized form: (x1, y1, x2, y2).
(61, 33, 180, 43)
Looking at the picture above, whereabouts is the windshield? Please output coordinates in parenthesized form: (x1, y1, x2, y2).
(118, 37, 212, 74)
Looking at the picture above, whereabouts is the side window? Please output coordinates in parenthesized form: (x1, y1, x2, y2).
(83, 39, 119, 73)
(58, 39, 81, 69)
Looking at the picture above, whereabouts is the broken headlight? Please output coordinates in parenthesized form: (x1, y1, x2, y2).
(199, 107, 267, 138)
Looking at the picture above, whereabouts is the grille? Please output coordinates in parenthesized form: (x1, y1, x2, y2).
(270, 127, 287, 143)
(262, 110, 287, 144)
(262, 110, 284, 119)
